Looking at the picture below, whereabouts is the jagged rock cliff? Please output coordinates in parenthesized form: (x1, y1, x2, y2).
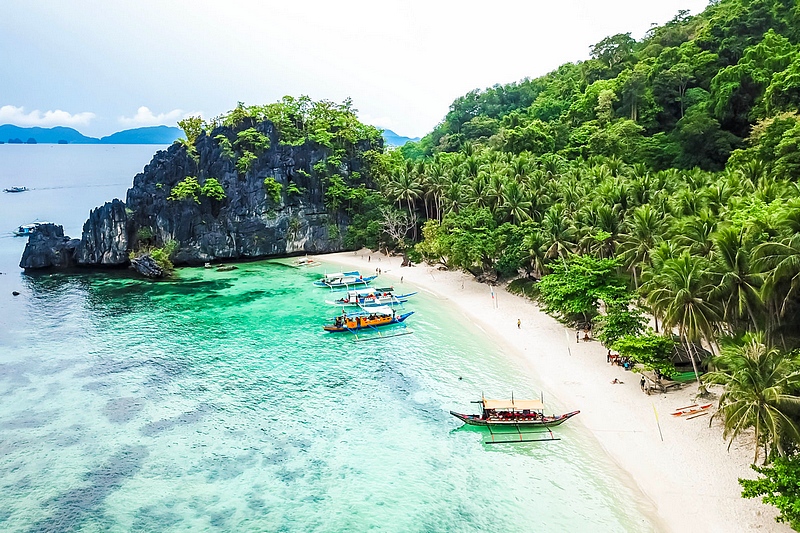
(76, 199, 129, 264)
(19, 224, 80, 269)
(20, 115, 381, 271)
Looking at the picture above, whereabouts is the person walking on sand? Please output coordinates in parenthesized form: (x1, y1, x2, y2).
(640, 375, 646, 392)
(576, 330, 580, 344)
(517, 319, 521, 329)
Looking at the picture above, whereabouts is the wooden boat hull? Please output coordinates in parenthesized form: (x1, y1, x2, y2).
(324, 311, 413, 332)
(449, 410, 580, 428)
(313, 275, 378, 288)
(331, 292, 417, 307)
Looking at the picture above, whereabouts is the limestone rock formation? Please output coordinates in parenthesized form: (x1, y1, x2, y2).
(129, 254, 165, 278)
(20, 114, 381, 273)
(76, 199, 129, 265)
(19, 224, 80, 269)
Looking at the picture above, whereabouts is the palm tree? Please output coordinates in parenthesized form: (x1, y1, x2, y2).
(709, 227, 763, 333)
(703, 334, 800, 463)
(756, 232, 800, 317)
(522, 230, 548, 279)
(542, 204, 575, 260)
(619, 204, 668, 288)
(501, 180, 532, 224)
(676, 211, 717, 258)
(644, 252, 720, 383)
(391, 168, 422, 215)
(441, 182, 465, 216)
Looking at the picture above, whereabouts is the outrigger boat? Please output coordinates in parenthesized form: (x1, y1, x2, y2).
(450, 396, 580, 443)
(670, 403, 713, 418)
(293, 255, 321, 268)
(13, 221, 51, 237)
(324, 305, 414, 341)
(313, 271, 377, 289)
(327, 287, 417, 307)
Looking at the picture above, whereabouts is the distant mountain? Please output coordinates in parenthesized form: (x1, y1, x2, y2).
(0, 124, 98, 144)
(99, 126, 182, 144)
(382, 129, 420, 147)
(0, 124, 183, 144)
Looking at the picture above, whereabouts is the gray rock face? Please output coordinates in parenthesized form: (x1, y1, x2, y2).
(76, 199, 129, 265)
(19, 224, 80, 269)
(130, 254, 164, 278)
(20, 118, 380, 271)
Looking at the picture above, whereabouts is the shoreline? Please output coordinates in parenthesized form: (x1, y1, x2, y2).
(322, 250, 789, 533)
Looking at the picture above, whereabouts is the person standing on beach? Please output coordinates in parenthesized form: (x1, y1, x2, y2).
(576, 330, 579, 343)
(517, 319, 521, 329)
(640, 375, 646, 392)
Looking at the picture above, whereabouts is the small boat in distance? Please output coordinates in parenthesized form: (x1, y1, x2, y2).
(4, 186, 28, 193)
(293, 255, 321, 267)
(13, 222, 52, 237)
(313, 271, 377, 289)
(324, 306, 413, 332)
(450, 397, 580, 428)
(327, 287, 417, 307)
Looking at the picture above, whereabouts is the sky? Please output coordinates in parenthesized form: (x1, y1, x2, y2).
(0, 0, 711, 139)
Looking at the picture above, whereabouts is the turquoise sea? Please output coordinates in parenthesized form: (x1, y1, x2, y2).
(0, 145, 659, 532)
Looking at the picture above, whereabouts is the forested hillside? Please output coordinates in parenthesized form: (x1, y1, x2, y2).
(364, 0, 800, 340)
(363, 3, 800, 516)
(403, 0, 800, 172)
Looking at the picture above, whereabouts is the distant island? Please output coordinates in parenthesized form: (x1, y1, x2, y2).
(381, 129, 420, 147)
(0, 123, 419, 147)
(0, 125, 184, 145)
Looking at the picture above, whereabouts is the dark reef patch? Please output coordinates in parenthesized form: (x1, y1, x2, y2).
(28, 445, 149, 533)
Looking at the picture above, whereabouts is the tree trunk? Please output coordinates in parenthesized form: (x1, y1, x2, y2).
(684, 336, 702, 384)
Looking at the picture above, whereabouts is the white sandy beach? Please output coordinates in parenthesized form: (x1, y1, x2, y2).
(323, 250, 790, 533)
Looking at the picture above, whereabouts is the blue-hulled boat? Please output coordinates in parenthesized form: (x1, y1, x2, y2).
(323, 306, 413, 332)
(313, 271, 377, 288)
(327, 287, 417, 307)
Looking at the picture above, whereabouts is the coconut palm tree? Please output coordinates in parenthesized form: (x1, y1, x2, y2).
(703, 334, 800, 463)
(644, 252, 720, 383)
(501, 180, 532, 224)
(391, 168, 422, 215)
(522, 230, 548, 279)
(619, 204, 668, 288)
(756, 232, 800, 317)
(676, 211, 717, 258)
(709, 227, 764, 333)
(542, 204, 575, 260)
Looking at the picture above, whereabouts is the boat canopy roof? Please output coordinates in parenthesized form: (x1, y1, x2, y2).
(322, 271, 359, 280)
(346, 305, 393, 316)
(483, 399, 544, 411)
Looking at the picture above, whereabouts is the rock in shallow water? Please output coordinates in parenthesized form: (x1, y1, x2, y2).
(130, 254, 165, 278)
(19, 224, 80, 270)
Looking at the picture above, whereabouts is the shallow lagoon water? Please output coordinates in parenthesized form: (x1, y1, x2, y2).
(0, 146, 658, 532)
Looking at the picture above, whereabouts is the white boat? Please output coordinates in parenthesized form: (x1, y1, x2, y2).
(4, 186, 28, 193)
(327, 287, 417, 307)
(313, 271, 377, 288)
(293, 256, 321, 267)
(13, 221, 51, 237)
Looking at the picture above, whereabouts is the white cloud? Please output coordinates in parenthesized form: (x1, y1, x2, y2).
(357, 112, 399, 133)
(118, 106, 200, 126)
(0, 105, 96, 126)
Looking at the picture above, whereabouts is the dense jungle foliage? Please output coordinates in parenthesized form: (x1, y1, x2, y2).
(177, 96, 389, 239)
(365, 0, 800, 521)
